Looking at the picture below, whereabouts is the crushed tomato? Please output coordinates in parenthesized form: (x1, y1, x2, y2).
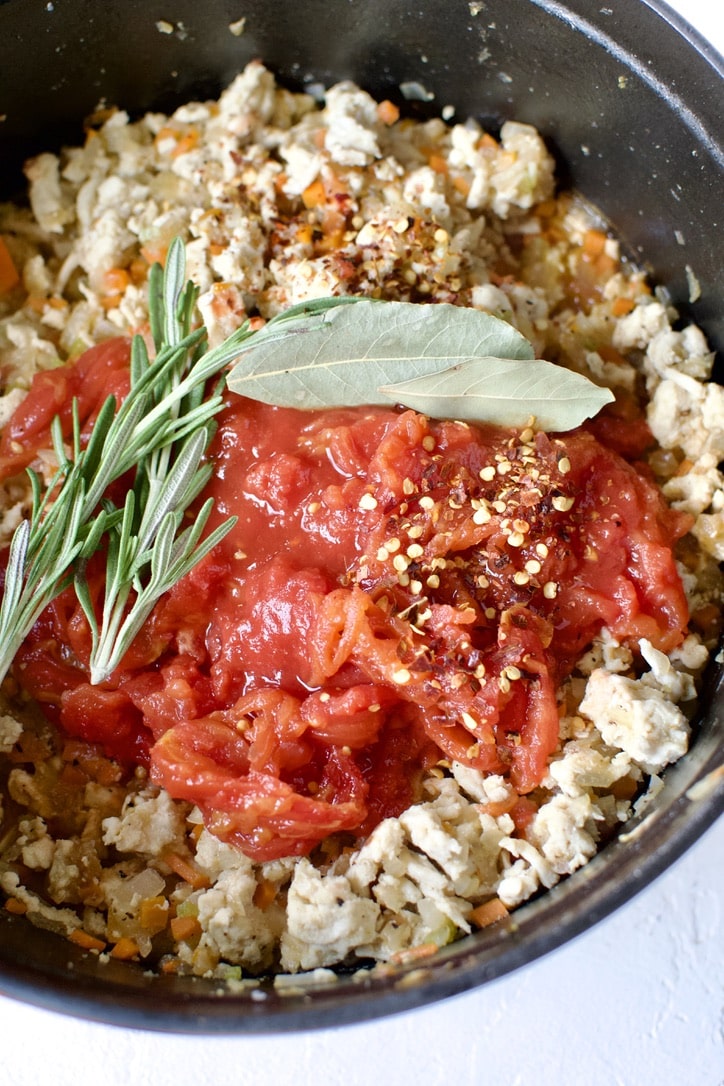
(1, 337, 693, 861)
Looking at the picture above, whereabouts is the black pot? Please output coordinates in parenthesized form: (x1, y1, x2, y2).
(0, 0, 722, 1033)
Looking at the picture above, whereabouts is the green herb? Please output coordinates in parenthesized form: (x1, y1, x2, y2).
(0, 413, 111, 686)
(0, 242, 230, 683)
(74, 245, 237, 684)
(226, 298, 614, 427)
(0, 250, 369, 687)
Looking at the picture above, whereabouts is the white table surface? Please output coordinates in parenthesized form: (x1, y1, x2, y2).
(3, 3, 723, 1084)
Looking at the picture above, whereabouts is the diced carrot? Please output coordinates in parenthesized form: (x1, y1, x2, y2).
(377, 99, 400, 126)
(110, 937, 140, 961)
(103, 267, 130, 295)
(612, 296, 635, 316)
(140, 243, 168, 268)
(4, 897, 27, 916)
(84, 106, 117, 130)
(596, 253, 617, 278)
(25, 294, 47, 314)
(102, 279, 126, 300)
(468, 898, 509, 928)
(91, 758, 123, 785)
(428, 153, 448, 175)
(8, 729, 49, 764)
(170, 915, 202, 942)
(543, 222, 567, 245)
(583, 228, 607, 257)
(154, 125, 176, 147)
(490, 271, 518, 288)
(62, 740, 123, 785)
(295, 223, 314, 246)
(68, 929, 107, 952)
(316, 228, 346, 254)
(301, 178, 326, 209)
(610, 775, 639, 800)
(691, 602, 722, 638)
(476, 796, 516, 819)
(252, 879, 277, 911)
(163, 850, 211, 890)
(480, 132, 499, 150)
(128, 256, 148, 285)
(452, 175, 471, 197)
(390, 942, 439, 965)
(188, 822, 204, 844)
(535, 198, 558, 218)
(597, 345, 629, 366)
(139, 896, 169, 933)
(171, 129, 199, 158)
(159, 956, 180, 975)
(58, 763, 88, 788)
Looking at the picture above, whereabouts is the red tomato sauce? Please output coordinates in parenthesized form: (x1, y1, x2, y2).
(1, 338, 693, 861)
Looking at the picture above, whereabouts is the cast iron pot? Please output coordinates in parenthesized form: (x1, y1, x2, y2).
(0, 0, 722, 1033)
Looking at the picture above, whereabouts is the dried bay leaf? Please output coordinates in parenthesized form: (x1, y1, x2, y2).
(226, 298, 614, 430)
(227, 300, 533, 403)
(380, 356, 615, 431)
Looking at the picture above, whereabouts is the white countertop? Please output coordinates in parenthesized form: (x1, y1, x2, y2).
(3, 818, 723, 1086)
(2, 3, 723, 1084)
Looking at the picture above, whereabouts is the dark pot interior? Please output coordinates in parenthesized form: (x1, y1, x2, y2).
(0, 0, 722, 1033)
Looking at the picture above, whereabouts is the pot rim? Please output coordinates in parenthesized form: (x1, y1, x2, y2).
(0, 0, 722, 1033)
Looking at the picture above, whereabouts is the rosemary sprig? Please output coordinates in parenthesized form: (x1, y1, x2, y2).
(0, 239, 252, 686)
(74, 241, 237, 683)
(0, 239, 369, 689)
(0, 413, 111, 678)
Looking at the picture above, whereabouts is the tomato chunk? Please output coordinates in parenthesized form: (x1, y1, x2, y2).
(0, 338, 131, 480)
